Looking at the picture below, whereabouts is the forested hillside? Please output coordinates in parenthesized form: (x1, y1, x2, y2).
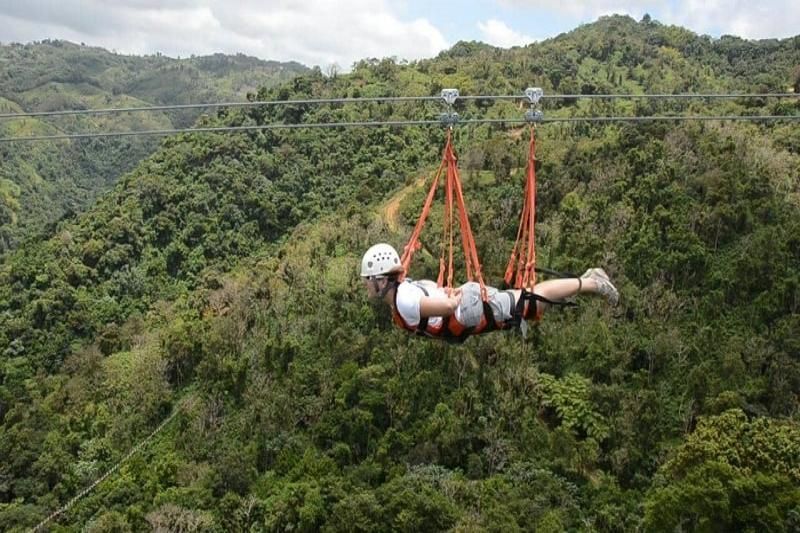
(1, 15, 799, 531)
(0, 40, 307, 253)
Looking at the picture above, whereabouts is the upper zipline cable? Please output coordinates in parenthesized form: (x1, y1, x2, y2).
(1, 114, 799, 143)
(0, 96, 434, 119)
(0, 92, 797, 119)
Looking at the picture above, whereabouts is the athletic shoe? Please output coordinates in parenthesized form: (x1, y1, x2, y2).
(581, 268, 619, 307)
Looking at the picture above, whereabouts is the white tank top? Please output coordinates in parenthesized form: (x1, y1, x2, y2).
(394, 279, 446, 328)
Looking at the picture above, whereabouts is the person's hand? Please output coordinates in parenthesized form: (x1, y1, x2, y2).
(447, 289, 462, 311)
(420, 288, 462, 318)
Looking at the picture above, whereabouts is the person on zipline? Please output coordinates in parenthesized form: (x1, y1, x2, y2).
(360, 243, 619, 341)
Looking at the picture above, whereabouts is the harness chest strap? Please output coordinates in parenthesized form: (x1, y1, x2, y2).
(391, 280, 432, 336)
(392, 281, 508, 342)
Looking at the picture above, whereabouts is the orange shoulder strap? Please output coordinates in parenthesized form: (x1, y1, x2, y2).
(504, 126, 538, 290)
(401, 129, 487, 300)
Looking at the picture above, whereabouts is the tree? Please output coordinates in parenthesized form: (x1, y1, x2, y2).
(644, 410, 800, 531)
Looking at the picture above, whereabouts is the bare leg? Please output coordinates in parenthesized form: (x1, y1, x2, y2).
(536, 278, 597, 300)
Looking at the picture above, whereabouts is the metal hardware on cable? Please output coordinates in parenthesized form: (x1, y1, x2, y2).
(439, 88, 460, 126)
(524, 87, 543, 104)
(525, 110, 544, 123)
(441, 89, 460, 105)
(524, 87, 544, 123)
(439, 113, 460, 125)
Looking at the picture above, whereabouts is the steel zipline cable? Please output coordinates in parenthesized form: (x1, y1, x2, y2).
(30, 405, 182, 532)
(1, 114, 799, 143)
(0, 92, 797, 120)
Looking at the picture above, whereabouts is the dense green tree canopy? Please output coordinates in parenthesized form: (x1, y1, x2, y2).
(1, 15, 798, 532)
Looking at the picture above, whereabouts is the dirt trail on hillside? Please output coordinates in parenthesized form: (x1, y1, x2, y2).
(383, 175, 427, 232)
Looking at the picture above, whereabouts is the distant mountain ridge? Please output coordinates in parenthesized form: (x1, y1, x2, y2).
(0, 39, 309, 253)
(0, 40, 306, 108)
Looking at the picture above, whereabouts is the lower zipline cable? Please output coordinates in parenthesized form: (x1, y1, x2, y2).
(1, 114, 799, 143)
(31, 404, 182, 533)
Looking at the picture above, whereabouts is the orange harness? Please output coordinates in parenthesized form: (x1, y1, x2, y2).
(400, 129, 487, 296)
(390, 280, 500, 343)
(396, 127, 547, 341)
(505, 128, 539, 290)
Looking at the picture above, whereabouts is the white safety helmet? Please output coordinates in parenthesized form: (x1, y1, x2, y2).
(360, 243, 403, 278)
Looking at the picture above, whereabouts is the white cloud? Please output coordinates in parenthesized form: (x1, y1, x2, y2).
(497, 0, 659, 19)
(666, 0, 800, 39)
(0, 0, 449, 70)
(0, 0, 796, 70)
(477, 19, 535, 47)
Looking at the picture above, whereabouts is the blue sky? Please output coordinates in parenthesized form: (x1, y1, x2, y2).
(0, 1, 797, 70)
(401, 0, 576, 43)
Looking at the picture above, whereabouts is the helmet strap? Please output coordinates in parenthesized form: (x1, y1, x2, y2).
(368, 278, 381, 296)
(378, 277, 398, 299)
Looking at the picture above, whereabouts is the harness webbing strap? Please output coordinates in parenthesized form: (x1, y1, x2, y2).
(513, 290, 578, 325)
(401, 156, 447, 280)
(481, 301, 498, 334)
(401, 129, 487, 301)
(505, 127, 538, 290)
(414, 283, 430, 335)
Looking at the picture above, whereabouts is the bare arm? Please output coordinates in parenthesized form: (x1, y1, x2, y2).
(418, 289, 461, 318)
